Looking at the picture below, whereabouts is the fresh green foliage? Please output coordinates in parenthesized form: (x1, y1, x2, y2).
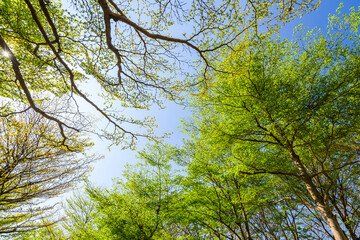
(63, 144, 185, 240)
(10, 1, 360, 239)
(185, 5, 360, 239)
(0, 0, 322, 236)
(14, 5, 360, 240)
(0, 0, 320, 149)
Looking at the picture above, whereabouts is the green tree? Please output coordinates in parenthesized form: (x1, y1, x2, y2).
(63, 192, 107, 240)
(178, 140, 320, 239)
(63, 144, 184, 240)
(185, 6, 360, 240)
(0, 107, 96, 235)
(0, 0, 320, 149)
(58, 142, 328, 240)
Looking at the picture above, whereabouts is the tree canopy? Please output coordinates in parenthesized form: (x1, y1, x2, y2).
(0, 0, 319, 149)
(184, 5, 360, 239)
(40, 6, 360, 240)
(62, 144, 182, 240)
(5, 1, 360, 240)
(0, 0, 321, 237)
(0, 108, 96, 235)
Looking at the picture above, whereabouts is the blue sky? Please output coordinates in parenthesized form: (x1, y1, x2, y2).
(85, 0, 359, 188)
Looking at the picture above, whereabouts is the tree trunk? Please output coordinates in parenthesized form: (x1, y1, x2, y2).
(288, 149, 348, 240)
(318, 206, 348, 240)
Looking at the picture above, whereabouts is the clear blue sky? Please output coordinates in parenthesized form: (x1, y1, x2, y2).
(85, 0, 359, 188)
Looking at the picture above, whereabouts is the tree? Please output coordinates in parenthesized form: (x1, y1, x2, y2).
(63, 192, 106, 240)
(0, 107, 96, 235)
(177, 138, 324, 240)
(62, 143, 184, 240)
(185, 6, 360, 240)
(57, 142, 325, 240)
(0, 0, 320, 149)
